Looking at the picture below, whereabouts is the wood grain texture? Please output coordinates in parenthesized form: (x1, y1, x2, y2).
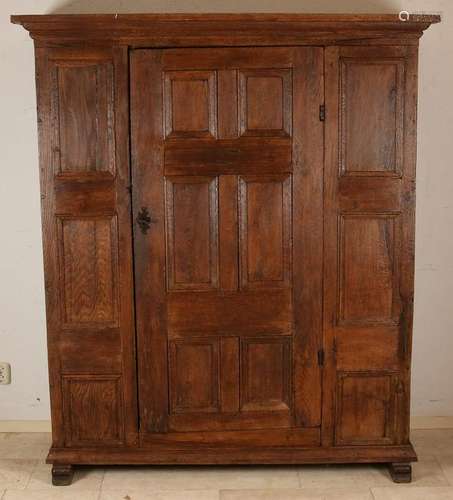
(131, 49, 168, 433)
(335, 372, 397, 445)
(62, 375, 124, 446)
(340, 58, 404, 176)
(34, 46, 136, 456)
(132, 47, 323, 440)
(324, 45, 418, 452)
(238, 175, 291, 289)
(15, 13, 436, 477)
(169, 339, 220, 413)
(292, 47, 324, 428)
(11, 14, 440, 47)
(165, 176, 219, 290)
(338, 213, 401, 324)
(51, 60, 114, 174)
(164, 70, 217, 139)
(57, 216, 118, 326)
(241, 337, 291, 412)
(239, 69, 292, 137)
(46, 442, 417, 465)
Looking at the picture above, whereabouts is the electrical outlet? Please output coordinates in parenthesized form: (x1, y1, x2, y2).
(0, 363, 11, 385)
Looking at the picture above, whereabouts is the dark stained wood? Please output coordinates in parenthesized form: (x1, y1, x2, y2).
(165, 176, 219, 290)
(51, 464, 74, 486)
(241, 337, 291, 412)
(335, 372, 397, 446)
(133, 46, 323, 438)
(57, 216, 119, 326)
(46, 443, 417, 465)
(238, 174, 291, 289)
(219, 176, 238, 291)
(141, 427, 319, 447)
(62, 375, 124, 446)
(292, 47, 324, 428)
(164, 138, 291, 176)
(167, 290, 292, 336)
(323, 46, 420, 461)
(11, 14, 440, 47)
(340, 58, 404, 176)
(13, 13, 438, 485)
(388, 462, 412, 483)
(220, 337, 240, 412)
(130, 50, 168, 433)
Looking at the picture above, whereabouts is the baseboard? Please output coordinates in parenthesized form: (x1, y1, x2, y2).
(1, 417, 452, 433)
(410, 416, 453, 430)
(0, 420, 52, 432)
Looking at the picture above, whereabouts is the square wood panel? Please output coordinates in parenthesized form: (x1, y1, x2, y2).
(335, 372, 397, 445)
(62, 374, 124, 446)
(164, 70, 217, 139)
(239, 69, 292, 137)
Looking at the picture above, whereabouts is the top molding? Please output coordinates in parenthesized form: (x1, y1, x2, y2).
(11, 13, 441, 47)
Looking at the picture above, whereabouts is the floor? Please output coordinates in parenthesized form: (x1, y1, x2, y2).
(1, 430, 453, 499)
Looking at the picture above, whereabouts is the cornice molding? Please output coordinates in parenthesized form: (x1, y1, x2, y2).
(11, 13, 441, 47)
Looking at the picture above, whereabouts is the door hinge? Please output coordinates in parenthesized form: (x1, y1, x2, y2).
(319, 104, 326, 122)
(317, 349, 325, 367)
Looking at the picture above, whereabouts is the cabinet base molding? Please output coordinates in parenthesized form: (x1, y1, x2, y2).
(47, 443, 417, 466)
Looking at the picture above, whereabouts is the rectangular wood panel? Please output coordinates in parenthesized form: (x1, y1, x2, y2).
(169, 339, 220, 414)
(62, 375, 124, 446)
(340, 58, 404, 177)
(338, 214, 401, 325)
(168, 290, 292, 336)
(164, 138, 291, 176)
(164, 70, 217, 139)
(241, 337, 291, 412)
(57, 216, 118, 327)
(239, 175, 291, 289)
(165, 176, 219, 291)
(239, 69, 292, 137)
(335, 372, 397, 445)
(51, 60, 115, 174)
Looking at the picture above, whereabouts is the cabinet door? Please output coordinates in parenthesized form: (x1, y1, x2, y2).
(131, 47, 324, 446)
(323, 46, 418, 446)
(35, 47, 136, 447)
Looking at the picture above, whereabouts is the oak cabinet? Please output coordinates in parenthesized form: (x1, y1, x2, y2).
(11, 13, 439, 486)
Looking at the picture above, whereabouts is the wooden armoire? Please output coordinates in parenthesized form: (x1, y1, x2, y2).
(12, 13, 439, 485)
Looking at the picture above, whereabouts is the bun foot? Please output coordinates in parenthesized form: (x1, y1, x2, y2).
(388, 462, 412, 483)
(52, 464, 74, 486)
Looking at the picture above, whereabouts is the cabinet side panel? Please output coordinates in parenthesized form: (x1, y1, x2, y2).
(324, 46, 418, 448)
(35, 47, 65, 447)
(34, 46, 137, 448)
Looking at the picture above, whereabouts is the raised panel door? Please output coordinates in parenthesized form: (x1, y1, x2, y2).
(131, 47, 324, 444)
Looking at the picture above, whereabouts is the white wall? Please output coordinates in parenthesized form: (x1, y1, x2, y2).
(0, 0, 451, 421)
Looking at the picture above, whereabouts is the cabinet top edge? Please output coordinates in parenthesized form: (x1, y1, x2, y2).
(11, 13, 440, 46)
(11, 12, 441, 24)
(11, 12, 441, 26)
